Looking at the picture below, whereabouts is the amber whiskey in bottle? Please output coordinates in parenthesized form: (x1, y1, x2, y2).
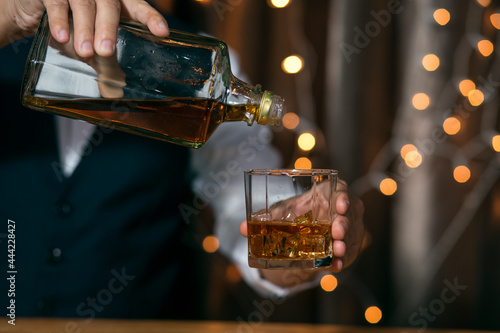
(21, 13, 284, 148)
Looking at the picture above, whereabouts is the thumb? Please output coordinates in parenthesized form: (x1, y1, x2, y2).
(240, 221, 248, 237)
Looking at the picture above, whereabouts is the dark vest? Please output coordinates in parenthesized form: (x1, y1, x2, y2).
(0, 18, 201, 320)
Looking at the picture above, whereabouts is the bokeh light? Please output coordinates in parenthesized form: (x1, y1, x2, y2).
(433, 9, 450, 25)
(365, 306, 383, 324)
(476, 0, 491, 7)
(412, 93, 430, 110)
(282, 55, 304, 74)
(268, 0, 291, 8)
(459, 79, 476, 97)
(491, 13, 500, 29)
(400, 144, 417, 159)
(282, 112, 300, 130)
(453, 166, 471, 183)
(202, 235, 219, 253)
(298, 132, 316, 151)
(295, 157, 312, 169)
(380, 178, 397, 196)
(492, 135, 500, 152)
(320, 274, 338, 292)
(477, 40, 494, 57)
(405, 151, 423, 168)
(443, 117, 461, 135)
(422, 54, 440, 71)
(468, 89, 484, 106)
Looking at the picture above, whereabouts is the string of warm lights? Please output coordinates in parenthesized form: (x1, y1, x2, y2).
(361, 0, 499, 323)
(277, 0, 499, 325)
(351, 0, 499, 197)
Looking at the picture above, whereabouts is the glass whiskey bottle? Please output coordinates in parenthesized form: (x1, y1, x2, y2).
(21, 13, 284, 148)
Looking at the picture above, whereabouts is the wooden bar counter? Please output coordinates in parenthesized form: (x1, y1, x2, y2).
(0, 318, 495, 333)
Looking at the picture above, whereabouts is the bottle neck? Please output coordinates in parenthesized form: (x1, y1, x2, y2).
(225, 75, 284, 126)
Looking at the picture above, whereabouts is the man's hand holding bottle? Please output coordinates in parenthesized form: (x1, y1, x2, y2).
(0, 0, 169, 52)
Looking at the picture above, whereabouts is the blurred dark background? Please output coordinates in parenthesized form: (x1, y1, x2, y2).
(155, 0, 500, 330)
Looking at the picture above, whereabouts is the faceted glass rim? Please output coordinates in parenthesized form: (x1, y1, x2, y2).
(244, 169, 338, 177)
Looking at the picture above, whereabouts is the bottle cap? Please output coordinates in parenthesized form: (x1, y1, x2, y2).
(257, 90, 284, 126)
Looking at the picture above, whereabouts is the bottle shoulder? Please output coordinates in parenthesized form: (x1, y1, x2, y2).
(118, 20, 228, 51)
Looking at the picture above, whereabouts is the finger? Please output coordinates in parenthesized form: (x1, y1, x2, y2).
(330, 258, 343, 273)
(69, 0, 96, 57)
(333, 239, 346, 258)
(90, 55, 126, 96)
(94, 0, 121, 56)
(335, 180, 350, 216)
(240, 221, 248, 237)
(43, 0, 70, 43)
(336, 191, 350, 215)
(120, 0, 169, 37)
(332, 215, 348, 240)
